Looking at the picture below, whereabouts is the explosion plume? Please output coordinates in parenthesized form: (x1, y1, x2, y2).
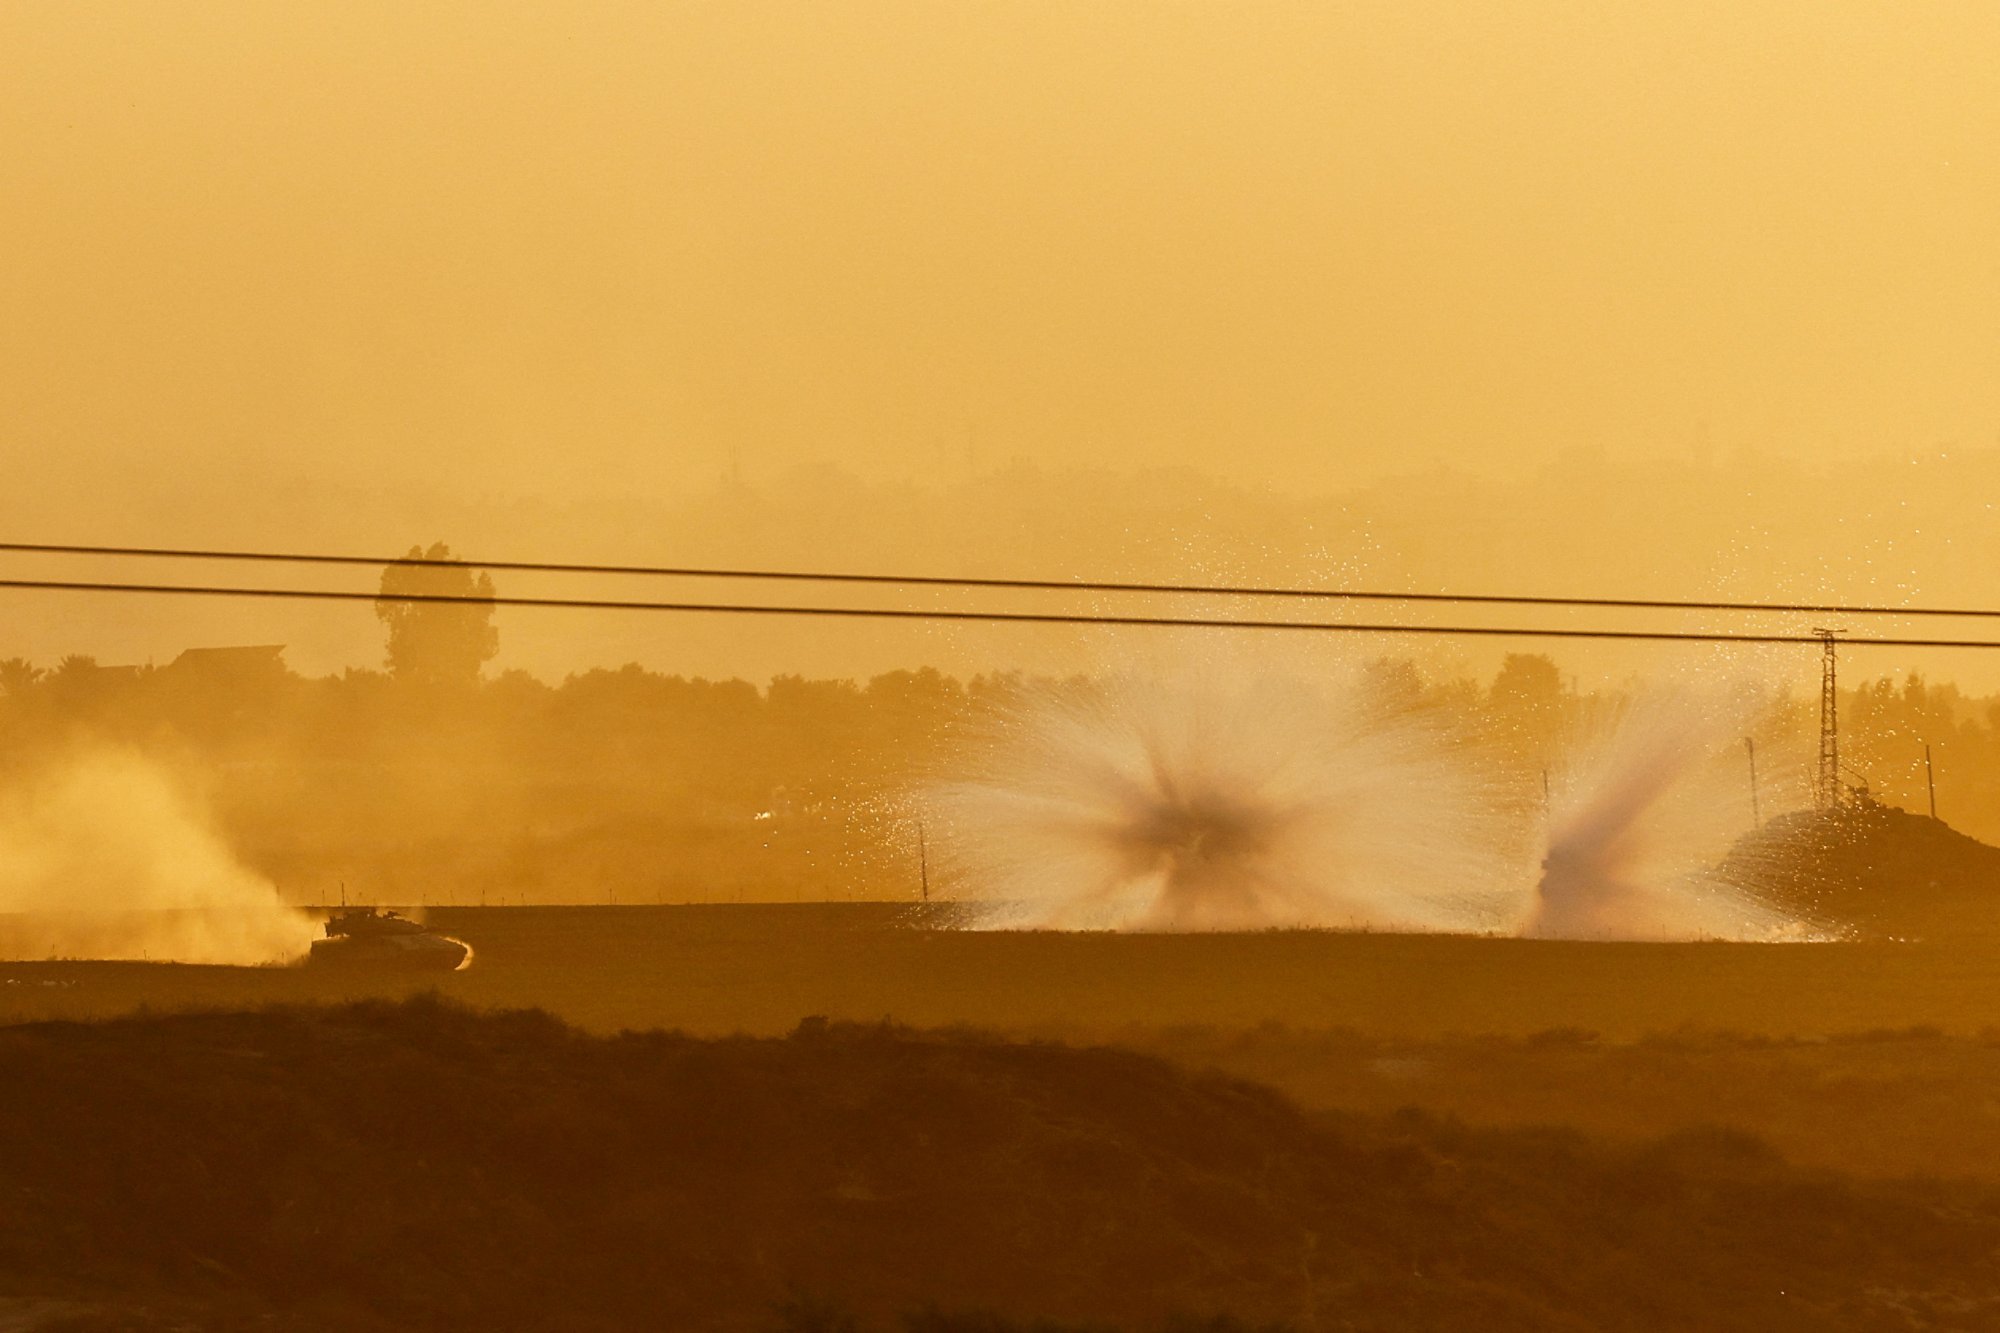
(930, 667, 1517, 932)
(1528, 688, 1806, 941)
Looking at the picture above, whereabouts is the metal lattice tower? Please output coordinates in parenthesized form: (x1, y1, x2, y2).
(1813, 628, 1844, 809)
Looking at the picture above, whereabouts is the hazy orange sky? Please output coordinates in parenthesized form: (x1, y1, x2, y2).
(4, 2, 1999, 681)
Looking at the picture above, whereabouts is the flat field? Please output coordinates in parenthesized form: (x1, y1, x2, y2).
(13, 907, 2000, 1200)
(6, 902, 2000, 1039)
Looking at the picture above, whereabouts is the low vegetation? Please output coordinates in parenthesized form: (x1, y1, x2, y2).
(1111, 1021, 2000, 1182)
(2, 998, 1997, 1331)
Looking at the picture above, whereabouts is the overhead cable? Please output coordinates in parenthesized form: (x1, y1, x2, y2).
(0, 540, 1983, 621)
(0, 576, 1995, 649)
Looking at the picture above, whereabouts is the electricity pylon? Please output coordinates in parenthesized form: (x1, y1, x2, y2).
(1813, 628, 1844, 810)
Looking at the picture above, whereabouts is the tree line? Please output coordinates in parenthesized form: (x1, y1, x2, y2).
(2, 547, 1997, 903)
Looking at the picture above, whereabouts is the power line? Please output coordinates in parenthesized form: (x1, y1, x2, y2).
(0, 540, 1988, 621)
(3, 575, 2000, 648)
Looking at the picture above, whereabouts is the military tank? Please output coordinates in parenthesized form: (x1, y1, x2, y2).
(307, 907, 471, 972)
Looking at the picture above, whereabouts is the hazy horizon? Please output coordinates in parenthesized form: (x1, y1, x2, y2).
(10, 2, 2000, 692)
(5, 446, 2000, 694)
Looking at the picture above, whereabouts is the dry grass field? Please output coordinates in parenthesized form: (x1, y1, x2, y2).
(14, 903, 2000, 1192)
(12, 908, 2000, 1328)
(7, 904, 2000, 1039)
(7, 997, 2000, 1332)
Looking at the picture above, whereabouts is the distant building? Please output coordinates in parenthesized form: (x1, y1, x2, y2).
(165, 645, 289, 688)
(168, 645, 287, 673)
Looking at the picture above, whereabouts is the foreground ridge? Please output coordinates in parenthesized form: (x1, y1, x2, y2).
(1, 998, 1996, 1332)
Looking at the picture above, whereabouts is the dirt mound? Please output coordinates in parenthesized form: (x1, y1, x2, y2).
(1717, 797, 2000, 937)
(3, 999, 1999, 1331)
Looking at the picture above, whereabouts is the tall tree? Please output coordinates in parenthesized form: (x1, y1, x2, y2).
(375, 543, 499, 686)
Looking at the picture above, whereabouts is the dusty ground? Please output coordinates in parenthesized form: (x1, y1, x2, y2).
(9, 903, 2000, 1038)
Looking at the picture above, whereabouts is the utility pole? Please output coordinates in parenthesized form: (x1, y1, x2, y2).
(1812, 628, 1844, 810)
(1925, 743, 1938, 820)
(1745, 736, 1761, 828)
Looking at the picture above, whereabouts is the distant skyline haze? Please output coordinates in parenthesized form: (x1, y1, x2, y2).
(3, 1, 1997, 683)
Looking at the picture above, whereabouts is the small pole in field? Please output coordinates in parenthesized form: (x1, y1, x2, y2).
(1745, 737, 1760, 828)
(1926, 743, 1938, 820)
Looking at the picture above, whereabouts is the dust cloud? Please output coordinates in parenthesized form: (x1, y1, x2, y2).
(930, 667, 1517, 932)
(0, 750, 315, 964)
(1528, 689, 1807, 941)
(933, 669, 1813, 940)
